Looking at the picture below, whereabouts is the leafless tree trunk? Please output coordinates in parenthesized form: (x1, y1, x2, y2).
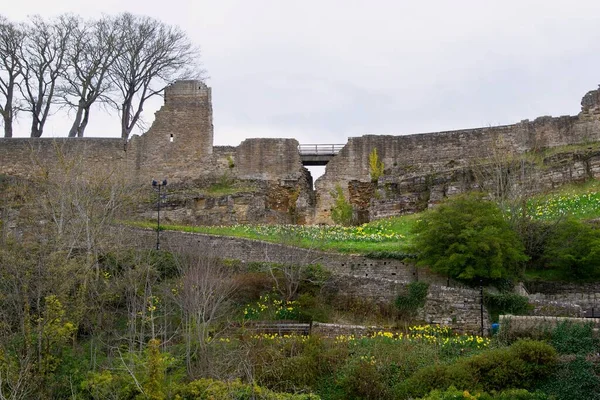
(110, 13, 202, 139)
(18, 15, 76, 138)
(0, 17, 23, 138)
(175, 255, 237, 376)
(59, 16, 122, 137)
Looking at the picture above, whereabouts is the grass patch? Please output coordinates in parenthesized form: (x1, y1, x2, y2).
(126, 213, 420, 255)
(524, 180, 600, 221)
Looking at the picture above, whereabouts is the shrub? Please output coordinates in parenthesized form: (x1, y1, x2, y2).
(419, 386, 549, 399)
(369, 148, 385, 182)
(335, 356, 390, 400)
(394, 340, 557, 399)
(176, 378, 321, 399)
(543, 218, 600, 280)
(538, 356, 600, 400)
(408, 194, 528, 282)
(330, 185, 354, 226)
(550, 320, 598, 355)
(231, 272, 273, 305)
(483, 292, 530, 322)
(395, 282, 429, 318)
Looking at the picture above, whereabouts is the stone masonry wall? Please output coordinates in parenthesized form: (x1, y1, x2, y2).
(525, 282, 600, 309)
(128, 228, 456, 286)
(0, 138, 130, 180)
(3, 83, 600, 226)
(235, 138, 305, 181)
(131, 80, 214, 183)
(499, 315, 600, 337)
(332, 275, 488, 334)
(128, 228, 490, 333)
(314, 99, 600, 223)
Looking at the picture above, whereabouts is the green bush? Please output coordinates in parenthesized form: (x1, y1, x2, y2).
(394, 340, 557, 399)
(543, 218, 600, 280)
(538, 356, 600, 400)
(550, 320, 599, 355)
(395, 282, 429, 318)
(335, 357, 390, 400)
(483, 292, 531, 322)
(369, 148, 385, 183)
(418, 386, 549, 399)
(176, 378, 321, 399)
(330, 185, 354, 226)
(408, 194, 529, 282)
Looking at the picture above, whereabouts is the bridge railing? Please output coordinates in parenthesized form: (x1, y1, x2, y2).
(298, 144, 344, 156)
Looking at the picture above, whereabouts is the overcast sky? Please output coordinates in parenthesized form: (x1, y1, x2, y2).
(3, 0, 600, 147)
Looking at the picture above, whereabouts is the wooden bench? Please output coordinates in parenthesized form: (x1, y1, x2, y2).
(249, 321, 312, 336)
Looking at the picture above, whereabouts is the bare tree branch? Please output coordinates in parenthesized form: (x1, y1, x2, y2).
(18, 15, 76, 137)
(110, 13, 203, 139)
(58, 16, 123, 137)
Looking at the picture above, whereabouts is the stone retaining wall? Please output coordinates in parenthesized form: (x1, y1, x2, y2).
(132, 228, 453, 285)
(499, 315, 600, 336)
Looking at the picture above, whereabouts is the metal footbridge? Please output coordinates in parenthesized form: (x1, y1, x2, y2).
(298, 144, 344, 166)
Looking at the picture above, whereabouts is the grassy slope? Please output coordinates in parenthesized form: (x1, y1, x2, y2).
(130, 179, 600, 258)
(129, 213, 419, 255)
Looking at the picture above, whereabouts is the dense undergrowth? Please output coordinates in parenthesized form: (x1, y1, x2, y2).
(3, 166, 600, 398)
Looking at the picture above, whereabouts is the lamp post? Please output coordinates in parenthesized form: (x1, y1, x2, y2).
(152, 179, 167, 250)
(480, 279, 484, 337)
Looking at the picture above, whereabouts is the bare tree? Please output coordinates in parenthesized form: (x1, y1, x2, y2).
(18, 15, 76, 137)
(110, 13, 201, 139)
(59, 16, 122, 137)
(0, 16, 23, 138)
(175, 255, 237, 376)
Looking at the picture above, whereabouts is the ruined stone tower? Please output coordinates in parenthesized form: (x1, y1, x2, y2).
(131, 80, 214, 181)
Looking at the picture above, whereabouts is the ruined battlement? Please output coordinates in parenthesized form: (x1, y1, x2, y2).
(581, 85, 600, 117)
(2, 81, 600, 225)
(164, 80, 212, 106)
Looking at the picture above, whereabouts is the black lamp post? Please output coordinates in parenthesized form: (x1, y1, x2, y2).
(152, 179, 167, 250)
(480, 279, 484, 337)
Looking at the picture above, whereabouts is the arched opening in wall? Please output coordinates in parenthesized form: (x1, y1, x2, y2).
(306, 165, 325, 189)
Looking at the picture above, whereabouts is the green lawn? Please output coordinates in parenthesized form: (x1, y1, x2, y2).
(128, 213, 419, 255)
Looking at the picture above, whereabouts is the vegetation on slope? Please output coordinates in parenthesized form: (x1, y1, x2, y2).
(129, 213, 419, 255)
(2, 162, 600, 399)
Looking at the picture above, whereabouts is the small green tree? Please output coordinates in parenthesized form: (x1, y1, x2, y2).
(408, 193, 528, 282)
(369, 148, 384, 183)
(543, 218, 600, 280)
(330, 185, 354, 226)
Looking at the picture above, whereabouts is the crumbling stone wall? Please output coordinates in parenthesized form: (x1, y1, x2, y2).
(314, 95, 600, 223)
(4, 82, 600, 226)
(130, 80, 214, 182)
(128, 228, 455, 285)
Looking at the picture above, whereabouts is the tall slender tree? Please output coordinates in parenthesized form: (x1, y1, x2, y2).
(19, 15, 76, 137)
(110, 13, 202, 139)
(59, 16, 123, 137)
(0, 16, 23, 138)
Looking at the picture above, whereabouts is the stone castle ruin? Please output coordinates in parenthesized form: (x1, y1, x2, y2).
(1, 80, 600, 225)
